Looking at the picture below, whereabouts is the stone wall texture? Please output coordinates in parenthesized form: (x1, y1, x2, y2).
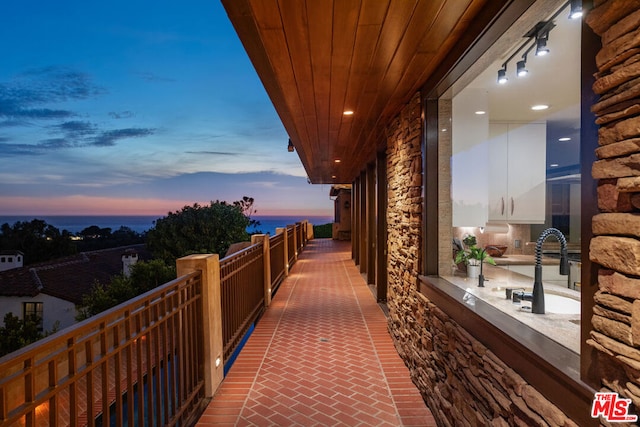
(586, 0, 640, 418)
(385, 94, 579, 425)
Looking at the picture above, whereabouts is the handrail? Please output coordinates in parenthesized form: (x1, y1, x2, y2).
(219, 243, 265, 362)
(269, 232, 285, 294)
(287, 225, 296, 267)
(0, 223, 309, 426)
(0, 272, 205, 427)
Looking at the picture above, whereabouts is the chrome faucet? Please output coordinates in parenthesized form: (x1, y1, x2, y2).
(531, 228, 569, 314)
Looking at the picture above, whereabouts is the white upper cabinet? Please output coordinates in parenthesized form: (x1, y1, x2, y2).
(451, 88, 489, 227)
(488, 122, 546, 223)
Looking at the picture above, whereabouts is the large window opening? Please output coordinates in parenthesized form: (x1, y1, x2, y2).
(444, 1, 581, 354)
(23, 302, 44, 332)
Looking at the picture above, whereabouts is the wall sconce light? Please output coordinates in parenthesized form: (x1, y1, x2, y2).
(569, 0, 583, 19)
(215, 357, 222, 368)
(287, 139, 294, 152)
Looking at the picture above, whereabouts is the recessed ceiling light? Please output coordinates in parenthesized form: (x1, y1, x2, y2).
(558, 137, 571, 142)
(475, 111, 486, 115)
(531, 104, 549, 111)
(334, 159, 341, 163)
(331, 175, 337, 179)
(343, 110, 354, 116)
(441, 128, 448, 132)
(550, 163, 559, 167)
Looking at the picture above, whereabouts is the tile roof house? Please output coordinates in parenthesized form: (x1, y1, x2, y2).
(0, 250, 24, 272)
(0, 245, 151, 332)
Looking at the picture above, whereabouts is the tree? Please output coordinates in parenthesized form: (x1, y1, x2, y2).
(0, 313, 43, 356)
(75, 259, 176, 320)
(146, 198, 256, 263)
(0, 219, 76, 264)
(79, 225, 112, 239)
(129, 259, 176, 293)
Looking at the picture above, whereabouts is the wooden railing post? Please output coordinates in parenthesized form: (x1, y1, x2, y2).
(251, 234, 272, 307)
(289, 224, 298, 262)
(176, 254, 223, 398)
(276, 227, 289, 276)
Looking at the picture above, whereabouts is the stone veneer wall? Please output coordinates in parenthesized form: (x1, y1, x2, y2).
(586, 0, 640, 415)
(386, 96, 580, 423)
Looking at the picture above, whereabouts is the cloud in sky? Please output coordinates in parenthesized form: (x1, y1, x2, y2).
(0, 67, 104, 121)
(0, 1, 333, 217)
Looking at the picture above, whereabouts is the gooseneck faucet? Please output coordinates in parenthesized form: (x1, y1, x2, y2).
(478, 246, 501, 288)
(532, 228, 569, 314)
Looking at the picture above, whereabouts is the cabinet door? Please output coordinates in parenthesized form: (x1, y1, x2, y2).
(488, 123, 508, 221)
(507, 123, 546, 223)
(451, 88, 489, 227)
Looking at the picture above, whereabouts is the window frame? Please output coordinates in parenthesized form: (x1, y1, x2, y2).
(419, 0, 600, 424)
(23, 301, 44, 332)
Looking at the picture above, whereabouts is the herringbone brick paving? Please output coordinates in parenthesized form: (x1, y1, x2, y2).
(197, 239, 435, 426)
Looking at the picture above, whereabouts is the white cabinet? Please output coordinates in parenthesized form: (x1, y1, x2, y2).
(451, 88, 489, 227)
(488, 122, 546, 224)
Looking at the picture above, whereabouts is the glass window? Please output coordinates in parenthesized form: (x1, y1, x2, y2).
(23, 302, 44, 332)
(445, 1, 581, 354)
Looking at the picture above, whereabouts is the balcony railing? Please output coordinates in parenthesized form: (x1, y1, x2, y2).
(0, 222, 309, 427)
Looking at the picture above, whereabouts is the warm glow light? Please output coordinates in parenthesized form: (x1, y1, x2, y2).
(215, 357, 221, 367)
(343, 110, 354, 116)
(334, 159, 341, 163)
(531, 104, 549, 111)
(35, 402, 49, 418)
(475, 111, 486, 115)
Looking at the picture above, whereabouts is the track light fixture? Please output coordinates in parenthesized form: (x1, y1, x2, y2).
(287, 138, 294, 152)
(516, 59, 528, 77)
(497, 66, 508, 84)
(495, 0, 574, 85)
(535, 35, 550, 56)
(569, 0, 583, 19)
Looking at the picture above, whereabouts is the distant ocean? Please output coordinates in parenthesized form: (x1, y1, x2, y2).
(0, 215, 333, 236)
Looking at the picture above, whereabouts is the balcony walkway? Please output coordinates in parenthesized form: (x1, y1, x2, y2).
(196, 239, 436, 426)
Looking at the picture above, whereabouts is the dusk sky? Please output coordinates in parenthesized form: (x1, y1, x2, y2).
(0, 1, 333, 217)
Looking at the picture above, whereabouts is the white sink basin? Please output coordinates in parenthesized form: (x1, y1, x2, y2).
(544, 294, 580, 314)
(488, 286, 580, 315)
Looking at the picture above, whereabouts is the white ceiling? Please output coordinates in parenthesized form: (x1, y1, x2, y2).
(460, 4, 582, 171)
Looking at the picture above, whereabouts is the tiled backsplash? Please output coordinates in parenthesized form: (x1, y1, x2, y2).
(452, 224, 531, 256)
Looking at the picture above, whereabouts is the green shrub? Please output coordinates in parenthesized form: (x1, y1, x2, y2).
(313, 223, 333, 238)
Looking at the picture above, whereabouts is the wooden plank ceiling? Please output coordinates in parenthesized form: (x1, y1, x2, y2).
(222, 0, 488, 184)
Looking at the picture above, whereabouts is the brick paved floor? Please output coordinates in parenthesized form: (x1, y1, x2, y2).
(196, 239, 436, 426)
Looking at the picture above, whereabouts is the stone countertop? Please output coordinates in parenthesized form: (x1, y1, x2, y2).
(441, 264, 580, 354)
(492, 254, 560, 266)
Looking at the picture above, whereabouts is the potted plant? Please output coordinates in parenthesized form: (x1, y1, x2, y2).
(454, 234, 495, 278)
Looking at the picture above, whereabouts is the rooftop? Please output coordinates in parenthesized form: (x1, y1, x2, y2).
(0, 244, 151, 303)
